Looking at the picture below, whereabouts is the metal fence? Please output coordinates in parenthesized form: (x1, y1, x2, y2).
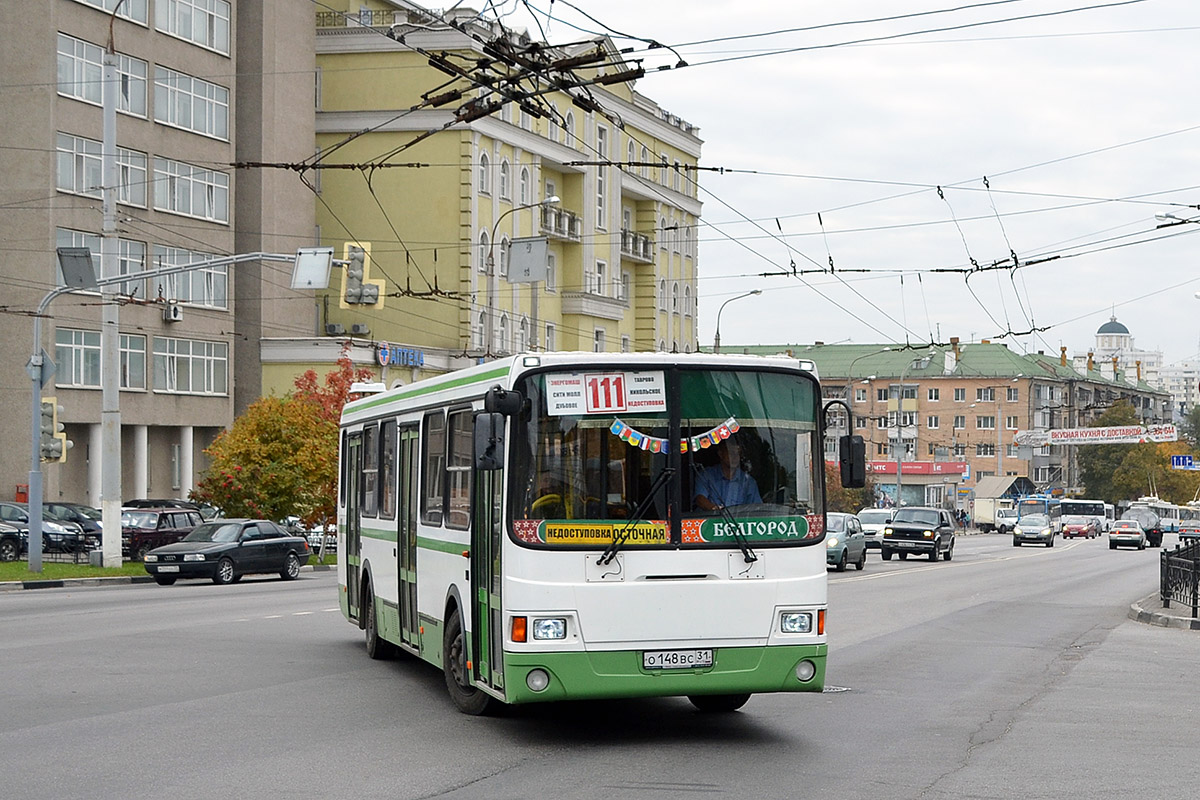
(1161, 538, 1200, 618)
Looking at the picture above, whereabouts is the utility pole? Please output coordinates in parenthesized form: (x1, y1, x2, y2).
(98, 34, 122, 566)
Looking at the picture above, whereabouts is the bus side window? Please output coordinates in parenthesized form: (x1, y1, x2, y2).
(446, 409, 473, 529)
(422, 411, 446, 525)
(362, 423, 379, 517)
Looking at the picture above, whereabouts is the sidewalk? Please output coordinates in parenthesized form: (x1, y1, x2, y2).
(1128, 591, 1200, 630)
(0, 562, 333, 592)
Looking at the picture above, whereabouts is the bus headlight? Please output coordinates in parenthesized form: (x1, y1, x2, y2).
(526, 669, 550, 692)
(780, 612, 812, 634)
(531, 618, 566, 640)
(826, 536, 839, 548)
(795, 659, 817, 682)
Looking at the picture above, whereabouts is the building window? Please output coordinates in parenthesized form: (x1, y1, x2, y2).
(640, 145, 649, 178)
(498, 236, 509, 278)
(593, 328, 606, 352)
(977, 415, 996, 430)
(545, 252, 556, 291)
(519, 167, 529, 204)
(596, 126, 608, 228)
(154, 66, 229, 139)
(152, 157, 229, 223)
(954, 388, 966, 402)
(545, 323, 556, 351)
(472, 311, 485, 350)
(928, 387, 940, 401)
(671, 283, 679, 314)
(621, 335, 631, 353)
(877, 388, 889, 402)
(478, 152, 490, 194)
(672, 160, 682, 192)
(976, 443, 996, 457)
(901, 386, 917, 400)
(877, 415, 889, 429)
(498, 314, 509, 353)
(517, 317, 529, 352)
(976, 387, 995, 402)
(56, 133, 147, 207)
(57, 34, 148, 116)
(70, 0, 148, 25)
(1007, 387, 1019, 402)
(564, 112, 575, 145)
(157, 0, 231, 54)
(594, 260, 606, 295)
(855, 388, 866, 402)
(953, 415, 966, 430)
(152, 336, 228, 395)
(55, 328, 101, 387)
(151, 245, 226, 308)
(621, 271, 631, 303)
(119, 333, 147, 389)
(626, 139, 635, 170)
(117, 239, 147, 298)
(478, 230, 490, 273)
(927, 415, 939, 429)
(659, 153, 668, 184)
(1006, 444, 1019, 458)
(499, 160, 510, 199)
(658, 279, 666, 311)
(855, 416, 867, 429)
(953, 443, 966, 457)
(1006, 415, 1019, 430)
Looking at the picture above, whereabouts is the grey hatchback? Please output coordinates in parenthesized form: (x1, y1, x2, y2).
(826, 512, 867, 572)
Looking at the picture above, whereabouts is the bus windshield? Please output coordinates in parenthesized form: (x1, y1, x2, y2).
(511, 366, 822, 548)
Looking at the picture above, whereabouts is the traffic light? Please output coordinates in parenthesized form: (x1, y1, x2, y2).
(338, 242, 385, 309)
(40, 396, 71, 463)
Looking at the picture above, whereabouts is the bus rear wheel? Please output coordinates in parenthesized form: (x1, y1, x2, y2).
(688, 693, 751, 713)
(443, 608, 495, 716)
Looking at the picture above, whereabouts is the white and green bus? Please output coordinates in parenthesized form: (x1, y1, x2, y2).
(337, 352, 864, 714)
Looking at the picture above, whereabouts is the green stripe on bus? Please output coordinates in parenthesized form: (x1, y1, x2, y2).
(417, 536, 467, 555)
(361, 527, 398, 543)
(344, 364, 512, 415)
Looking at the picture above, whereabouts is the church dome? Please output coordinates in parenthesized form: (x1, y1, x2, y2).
(1097, 315, 1129, 335)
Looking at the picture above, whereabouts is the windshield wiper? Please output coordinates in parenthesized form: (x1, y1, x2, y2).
(689, 462, 757, 564)
(597, 467, 674, 566)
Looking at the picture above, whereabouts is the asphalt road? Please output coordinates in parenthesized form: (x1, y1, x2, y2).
(2, 535, 1197, 799)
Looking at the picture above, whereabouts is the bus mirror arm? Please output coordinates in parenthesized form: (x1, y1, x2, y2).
(474, 412, 506, 471)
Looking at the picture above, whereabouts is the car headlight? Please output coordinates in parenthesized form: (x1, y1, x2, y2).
(883, 528, 893, 537)
(1041, 528, 1051, 536)
(826, 536, 839, 548)
(923, 529, 934, 538)
(781, 612, 813, 634)
(143, 554, 158, 562)
(531, 618, 566, 640)
(183, 553, 205, 561)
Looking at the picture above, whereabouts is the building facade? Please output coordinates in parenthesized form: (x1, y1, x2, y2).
(0, 0, 316, 506)
(725, 340, 1172, 507)
(306, 1, 701, 387)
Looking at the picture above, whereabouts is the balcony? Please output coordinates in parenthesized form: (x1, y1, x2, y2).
(561, 291, 626, 321)
(541, 206, 582, 242)
(620, 229, 655, 263)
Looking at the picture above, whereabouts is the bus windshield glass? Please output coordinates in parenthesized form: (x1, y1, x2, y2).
(511, 367, 822, 549)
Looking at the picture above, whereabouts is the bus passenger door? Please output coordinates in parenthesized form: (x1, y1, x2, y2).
(345, 433, 363, 622)
(397, 425, 420, 650)
(471, 466, 504, 692)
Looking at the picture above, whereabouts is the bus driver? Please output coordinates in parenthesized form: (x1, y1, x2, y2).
(694, 438, 761, 511)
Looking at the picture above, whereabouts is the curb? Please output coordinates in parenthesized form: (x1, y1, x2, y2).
(0, 562, 333, 592)
(1128, 592, 1200, 631)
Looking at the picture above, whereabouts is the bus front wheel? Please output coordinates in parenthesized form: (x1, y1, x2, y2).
(443, 608, 495, 716)
(688, 693, 750, 712)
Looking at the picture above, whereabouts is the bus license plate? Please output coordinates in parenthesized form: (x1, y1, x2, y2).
(642, 649, 713, 670)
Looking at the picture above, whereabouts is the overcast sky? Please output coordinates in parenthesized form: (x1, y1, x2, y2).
(486, 0, 1200, 364)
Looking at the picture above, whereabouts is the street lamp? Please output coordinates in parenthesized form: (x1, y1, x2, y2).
(712, 289, 762, 353)
(485, 196, 559, 356)
(1155, 211, 1200, 228)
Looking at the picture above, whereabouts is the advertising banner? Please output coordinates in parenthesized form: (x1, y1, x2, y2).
(1014, 425, 1177, 447)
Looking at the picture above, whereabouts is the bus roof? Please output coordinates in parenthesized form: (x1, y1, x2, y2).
(341, 351, 817, 423)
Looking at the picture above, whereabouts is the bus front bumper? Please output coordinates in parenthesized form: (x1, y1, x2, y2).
(501, 643, 826, 705)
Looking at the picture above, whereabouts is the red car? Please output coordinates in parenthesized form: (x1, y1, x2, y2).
(1061, 515, 1098, 539)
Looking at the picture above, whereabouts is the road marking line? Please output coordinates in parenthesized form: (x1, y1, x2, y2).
(834, 538, 1084, 582)
(265, 614, 284, 619)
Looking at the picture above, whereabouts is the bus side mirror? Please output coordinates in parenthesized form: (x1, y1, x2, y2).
(839, 434, 866, 488)
(483, 385, 523, 416)
(474, 412, 505, 471)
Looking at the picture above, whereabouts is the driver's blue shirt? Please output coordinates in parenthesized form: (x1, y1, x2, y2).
(694, 465, 761, 508)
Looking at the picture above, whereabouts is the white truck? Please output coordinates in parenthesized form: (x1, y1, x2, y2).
(974, 497, 1015, 532)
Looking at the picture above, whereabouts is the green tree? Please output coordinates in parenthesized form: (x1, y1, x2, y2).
(192, 353, 375, 526)
(1077, 401, 1141, 503)
(1077, 401, 1200, 504)
(1181, 404, 1200, 446)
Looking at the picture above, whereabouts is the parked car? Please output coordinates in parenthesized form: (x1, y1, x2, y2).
(143, 519, 311, 585)
(994, 508, 1019, 535)
(1013, 513, 1056, 547)
(0, 521, 24, 562)
(1109, 518, 1147, 550)
(121, 508, 204, 560)
(44, 503, 102, 550)
(1118, 508, 1162, 547)
(0, 501, 88, 553)
(1179, 521, 1200, 542)
(856, 508, 893, 550)
(284, 516, 336, 552)
(1061, 515, 1098, 540)
(825, 512, 867, 571)
(881, 506, 956, 562)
